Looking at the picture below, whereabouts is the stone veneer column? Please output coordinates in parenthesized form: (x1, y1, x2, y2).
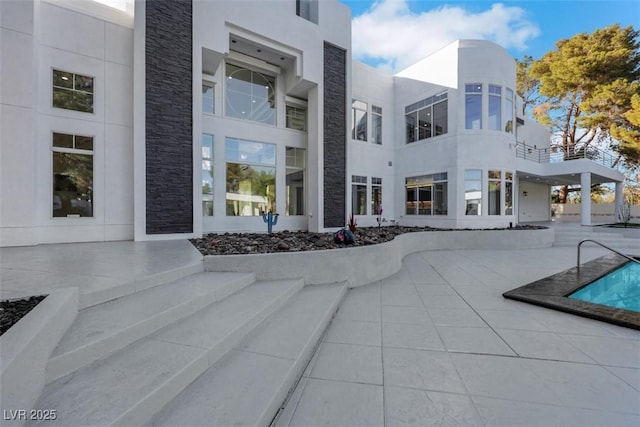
(145, 0, 193, 234)
(323, 42, 347, 228)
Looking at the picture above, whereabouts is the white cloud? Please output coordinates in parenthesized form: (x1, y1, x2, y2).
(352, 0, 540, 73)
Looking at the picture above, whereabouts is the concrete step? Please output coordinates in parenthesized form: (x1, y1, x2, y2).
(46, 271, 256, 384)
(28, 279, 304, 427)
(148, 283, 347, 427)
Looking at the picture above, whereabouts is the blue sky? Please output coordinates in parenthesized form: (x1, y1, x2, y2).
(340, 0, 639, 72)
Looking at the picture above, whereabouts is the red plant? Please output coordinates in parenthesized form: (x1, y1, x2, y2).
(348, 213, 357, 233)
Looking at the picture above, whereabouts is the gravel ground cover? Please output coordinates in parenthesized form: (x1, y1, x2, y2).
(0, 295, 47, 336)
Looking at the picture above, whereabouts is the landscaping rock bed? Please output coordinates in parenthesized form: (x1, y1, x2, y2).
(190, 225, 546, 256)
(0, 295, 46, 336)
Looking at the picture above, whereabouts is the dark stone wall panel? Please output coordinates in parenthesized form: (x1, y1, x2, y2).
(145, 0, 193, 234)
(323, 43, 347, 228)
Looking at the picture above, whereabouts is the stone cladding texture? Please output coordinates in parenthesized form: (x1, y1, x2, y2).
(145, 0, 193, 234)
(323, 42, 347, 228)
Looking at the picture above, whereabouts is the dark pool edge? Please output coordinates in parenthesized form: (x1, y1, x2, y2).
(503, 254, 640, 331)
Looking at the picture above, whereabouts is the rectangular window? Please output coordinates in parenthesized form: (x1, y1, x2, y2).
(505, 172, 513, 215)
(405, 93, 448, 143)
(488, 85, 501, 131)
(202, 82, 214, 114)
(225, 138, 276, 216)
(352, 100, 368, 141)
(202, 134, 214, 216)
(53, 70, 94, 113)
(52, 132, 93, 217)
(465, 169, 482, 215)
(465, 84, 482, 130)
(405, 173, 448, 215)
(286, 147, 306, 215)
(351, 175, 367, 215)
(372, 106, 382, 144)
(226, 63, 276, 125)
(371, 177, 382, 215)
(488, 170, 501, 215)
(505, 88, 514, 133)
(286, 105, 307, 131)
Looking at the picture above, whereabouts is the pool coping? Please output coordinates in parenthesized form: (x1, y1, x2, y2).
(503, 253, 640, 330)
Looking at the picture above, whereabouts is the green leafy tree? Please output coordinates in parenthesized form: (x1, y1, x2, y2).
(516, 55, 541, 117)
(527, 25, 640, 202)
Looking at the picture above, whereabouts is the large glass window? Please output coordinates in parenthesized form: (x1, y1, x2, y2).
(465, 170, 482, 215)
(52, 132, 93, 217)
(371, 177, 382, 215)
(202, 134, 214, 216)
(352, 175, 367, 215)
(405, 93, 448, 143)
(505, 88, 514, 133)
(465, 84, 482, 130)
(405, 173, 448, 215)
(53, 70, 93, 113)
(286, 147, 305, 216)
(225, 63, 276, 125)
(488, 170, 501, 215)
(352, 100, 368, 141)
(489, 85, 502, 131)
(505, 172, 514, 215)
(286, 105, 306, 131)
(372, 106, 382, 144)
(225, 138, 276, 216)
(202, 82, 214, 114)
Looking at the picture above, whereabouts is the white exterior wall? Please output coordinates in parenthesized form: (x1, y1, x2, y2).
(1, 0, 134, 246)
(519, 180, 551, 222)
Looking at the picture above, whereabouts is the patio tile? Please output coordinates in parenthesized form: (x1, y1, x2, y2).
(561, 334, 640, 368)
(287, 379, 383, 427)
(473, 396, 640, 427)
(414, 284, 458, 297)
(605, 366, 640, 391)
(334, 296, 381, 323)
(437, 326, 516, 356)
(385, 387, 481, 427)
(452, 353, 640, 414)
(383, 347, 466, 393)
(476, 309, 551, 331)
(382, 322, 445, 351)
(421, 294, 470, 309)
(427, 308, 486, 327)
(381, 286, 423, 307)
(310, 342, 382, 385)
(496, 329, 595, 363)
(324, 318, 381, 347)
(382, 305, 431, 325)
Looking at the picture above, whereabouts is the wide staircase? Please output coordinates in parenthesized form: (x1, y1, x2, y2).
(553, 224, 640, 251)
(26, 270, 346, 427)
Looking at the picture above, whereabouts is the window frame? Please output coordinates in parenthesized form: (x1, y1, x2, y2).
(351, 175, 368, 215)
(202, 134, 214, 216)
(225, 62, 277, 126)
(52, 69, 94, 114)
(286, 147, 306, 216)
(352, 100, 368, 142)
(405, 173, 448, 216)
(465, 83, 483, 130)
(52, 132, 94, 218)
(405, 93, 448, 144)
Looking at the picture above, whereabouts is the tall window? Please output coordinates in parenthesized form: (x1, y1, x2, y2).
(488, 170, 501, 215)
(405, 93, 448, 143)
(352, 100, 367, 141)
(202, 81, 214, 114)
(286, 147, 306, 215)
(505, 172, 514, 215)
(52, 132, 93, 217)
(372, 106, 382, 144)
(465, 84, 482, 130)
(371, 177, 382, 215)
(505, 88, 514, 133)
(202, 134, 214, 216)
(405, 173, 448, 215)
(53, 70, 93, 113)
(286, 105, 307, 131)
(226, 63, 276, 125)
(352, 175, 367, 215)
(225, 138, 276, 216)
(465, 170, 482, 215)
(488, 85, 501, 131)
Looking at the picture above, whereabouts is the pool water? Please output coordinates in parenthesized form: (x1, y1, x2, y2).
(569, 262, 640, 312)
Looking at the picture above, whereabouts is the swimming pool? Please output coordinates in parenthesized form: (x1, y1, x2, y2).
(569, 262, 640, 312)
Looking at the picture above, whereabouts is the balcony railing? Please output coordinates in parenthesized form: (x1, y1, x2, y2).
(516, 142, 621, 170)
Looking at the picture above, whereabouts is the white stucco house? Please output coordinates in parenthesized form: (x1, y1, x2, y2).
(0, 0, 625, 247)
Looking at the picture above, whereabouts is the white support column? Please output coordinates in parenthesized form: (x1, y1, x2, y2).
(614, 181, 624, 222)
(580, 172, 591, 226)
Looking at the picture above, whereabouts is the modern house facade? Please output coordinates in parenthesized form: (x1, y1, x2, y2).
(0, 0, 625, 247)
